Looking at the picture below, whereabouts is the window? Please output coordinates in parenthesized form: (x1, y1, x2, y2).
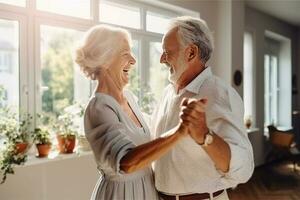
(264, 34, 292, 129)
(127, 40, 141, 97)
(0, 52, 13, 73)
(149, 42, 169, 102)
(99, 0, 141, 29)
(40, 25, 87, 117)
(0, 0, 25, 7)
(0, 0, 197, 152)
(243, 32, 255, 127)
(36, 0, 90, 19)
(0, 18, 19, 110)
(264, 54, 278, 126)
(146, 11, 173, 34)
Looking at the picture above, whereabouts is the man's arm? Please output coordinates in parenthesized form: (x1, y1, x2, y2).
(181, 98, 231, 172)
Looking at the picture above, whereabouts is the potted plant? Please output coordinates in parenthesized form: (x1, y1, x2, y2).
(0, 113, 31, 154)
(16, 113, 32, 154)
(0, 114, 31, 184)
(32, 127, 52, 157)
(244, 115, 252, 129)
(0, 143, 27, 184)
(0, 87, 29, 183)
(55, 112, 77, 154)
(71, 103, 91, 152)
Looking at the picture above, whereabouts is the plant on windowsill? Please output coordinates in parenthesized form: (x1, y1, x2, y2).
(54, 112, 77, 154)
(0, 111, 31, 154)
(32, 127, 52, 158)
(0, 143, 27, 184)
(71, 103, 91, 152)
(0, 112, 31, 184)
(244, 115, 252, 129)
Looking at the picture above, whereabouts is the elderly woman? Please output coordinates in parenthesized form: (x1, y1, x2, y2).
(75, 25, 187, 200)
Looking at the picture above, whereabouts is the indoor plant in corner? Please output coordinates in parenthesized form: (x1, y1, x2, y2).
(32, 127, 52, 157)
(55, 112, 77, 154)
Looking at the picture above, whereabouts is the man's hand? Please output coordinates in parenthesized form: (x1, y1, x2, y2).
(180, 98, 209, 144)
(180, 98, 231, 172)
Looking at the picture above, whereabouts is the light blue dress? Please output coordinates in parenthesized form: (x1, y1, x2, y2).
(84, 91, 159, 200)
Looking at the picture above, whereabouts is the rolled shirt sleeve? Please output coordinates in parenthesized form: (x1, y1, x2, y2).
(207, 89, 254, 186)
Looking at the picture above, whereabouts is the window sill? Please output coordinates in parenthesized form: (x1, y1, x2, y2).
(246, 127, 259, 134)
(275, 126, 293, 131)
(18, 150, 93, 167)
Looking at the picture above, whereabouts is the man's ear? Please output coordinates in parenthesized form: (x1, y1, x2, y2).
(186, 44, 198, 62)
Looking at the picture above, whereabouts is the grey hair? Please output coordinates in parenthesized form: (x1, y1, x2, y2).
(169, 16, 214, 64)
(75, 25, 131, 80)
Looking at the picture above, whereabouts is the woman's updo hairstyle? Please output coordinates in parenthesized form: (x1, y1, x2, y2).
(75, 25, 131, 80)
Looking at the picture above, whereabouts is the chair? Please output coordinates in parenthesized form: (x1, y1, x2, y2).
(267, 125, 299, 171)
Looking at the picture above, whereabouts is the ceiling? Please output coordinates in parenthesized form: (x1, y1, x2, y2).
(245, 0, 300, 27)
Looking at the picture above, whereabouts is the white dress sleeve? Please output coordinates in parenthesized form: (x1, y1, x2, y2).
(84, 96, 136, 174)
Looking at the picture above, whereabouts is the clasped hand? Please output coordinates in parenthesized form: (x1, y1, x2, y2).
(178, 98, 209, 144)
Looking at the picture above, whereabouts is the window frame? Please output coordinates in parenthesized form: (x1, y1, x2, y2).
(0, 9, 28, 115)
(264, 37, 280, 127)
(0, 0, 198, 148)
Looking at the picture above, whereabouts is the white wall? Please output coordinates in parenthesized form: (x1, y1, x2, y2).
(0, 155, 99, 200)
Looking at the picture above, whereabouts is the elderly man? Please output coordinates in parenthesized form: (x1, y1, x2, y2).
(151, 16, 254, 200)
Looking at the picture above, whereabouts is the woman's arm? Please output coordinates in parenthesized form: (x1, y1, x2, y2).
(120, 124, 187, 173)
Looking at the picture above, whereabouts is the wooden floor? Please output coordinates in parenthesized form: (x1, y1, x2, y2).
(228, 159, 300, 200)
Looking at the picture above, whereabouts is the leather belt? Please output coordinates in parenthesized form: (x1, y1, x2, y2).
(159, 189, 224, 200)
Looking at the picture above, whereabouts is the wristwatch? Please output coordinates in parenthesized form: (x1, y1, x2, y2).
(200, 129, 214, 147)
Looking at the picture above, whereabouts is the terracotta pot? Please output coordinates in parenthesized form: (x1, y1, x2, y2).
(56, 135, 76, 154)
(36, 144, 52, 157)
(15, 143, 28, 154)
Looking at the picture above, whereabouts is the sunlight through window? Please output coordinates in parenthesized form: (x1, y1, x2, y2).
(40, 25, 88, 118)
(0, 0, 25, 7)
(147, 12, 172, 34)
(0, 19, 19, 111)
(99, 0, 140, 29)
(36, 0, 90, 18)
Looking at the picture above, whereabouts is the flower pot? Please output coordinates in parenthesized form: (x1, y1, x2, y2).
(245, 119, 252, 129)
(36, 143, 52, 157)
(56, 135, 76, 154)
(15, 143, 28, 154)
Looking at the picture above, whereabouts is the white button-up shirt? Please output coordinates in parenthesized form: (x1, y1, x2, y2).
(151, 67, 254, 194)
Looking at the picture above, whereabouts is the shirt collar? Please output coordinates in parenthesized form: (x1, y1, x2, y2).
(178, 66, 212, 95)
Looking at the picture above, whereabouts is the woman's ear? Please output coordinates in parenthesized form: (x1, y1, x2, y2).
(186, 44, 198, 62)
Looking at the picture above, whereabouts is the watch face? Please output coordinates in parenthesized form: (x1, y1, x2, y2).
(203, 133, 213, 146)
(206, 134, 213, 145)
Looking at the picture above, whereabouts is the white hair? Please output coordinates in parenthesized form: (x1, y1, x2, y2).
(169, 16, 214, 64)
(75, 25, 131, 80)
